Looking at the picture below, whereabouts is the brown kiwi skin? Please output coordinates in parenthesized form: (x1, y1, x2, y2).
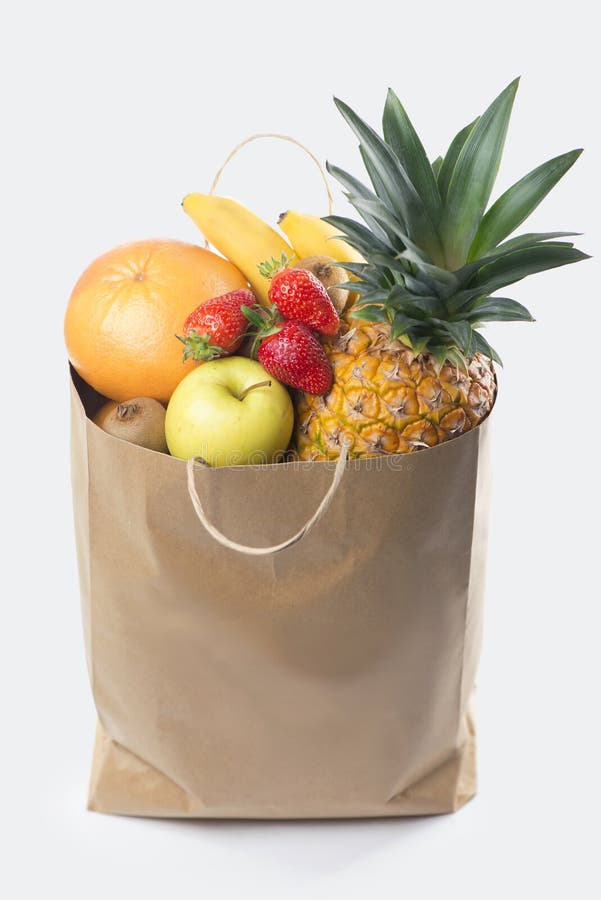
(295, 256, 350, 315)
(99, 397, 168, 453)
(93, 399, 118, 428)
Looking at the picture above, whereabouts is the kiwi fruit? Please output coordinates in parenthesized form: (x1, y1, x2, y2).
(93, 400, 118, 428)
(98, 397, 168, 453)
(296, 255, 350, 315)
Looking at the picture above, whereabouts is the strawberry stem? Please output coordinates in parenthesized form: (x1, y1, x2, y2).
(257, 253, 292, 280)
(242, 303, 284, 359)
(176, 330, 226, 363)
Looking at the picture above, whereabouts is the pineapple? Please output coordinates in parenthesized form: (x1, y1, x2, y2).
(296, 79, 587, 460)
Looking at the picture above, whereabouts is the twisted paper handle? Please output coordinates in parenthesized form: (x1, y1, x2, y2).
(203, 132, 334, 249)
(185, 134, 343, 555)
(186, 444, 348, 556)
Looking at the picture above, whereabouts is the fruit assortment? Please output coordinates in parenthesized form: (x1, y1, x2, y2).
(65, 80, 586, 467)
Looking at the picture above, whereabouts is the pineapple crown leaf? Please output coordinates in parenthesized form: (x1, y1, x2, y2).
(382, 87, 442, 222)
(328, 79, 588, 365)
(467, 148, 583, 260)
(431, 156, 443, 179)
(439, 78, 520, 268)
(437, 117, 480, 203)
(333, 96, 445, 264)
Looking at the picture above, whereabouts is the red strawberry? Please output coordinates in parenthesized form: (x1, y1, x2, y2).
(258, 321, 333, 395)
(267, 268, 340, 336)
(177, 289, 255, 362)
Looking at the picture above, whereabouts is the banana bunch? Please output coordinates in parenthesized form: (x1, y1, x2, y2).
(278, 211, 364, 265)
(183, 194, 361, 304)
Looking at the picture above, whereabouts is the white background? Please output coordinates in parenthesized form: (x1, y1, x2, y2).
(2, 1, 600, 897)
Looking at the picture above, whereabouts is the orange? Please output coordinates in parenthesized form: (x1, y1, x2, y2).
(65, 239, 248, 403)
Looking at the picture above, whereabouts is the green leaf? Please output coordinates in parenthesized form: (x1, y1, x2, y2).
(425, 344, 469, 371)
(407, 334, 431, 354)
(382, 88, 442, 222)
(353, 289, 391, 305)
(338, 261, 391, 290)
(437, 117, 479, 201)
(368, 252, 405, 271)
(359, 144, 392, 220)
(431, 156, 443, 178)
(241, 305, 266, 329)
(325, 161, 378, 203)
(336, 281, 372, 295)
(446, 287, 487, 314)
(350, 270, 390, 291)
(471, 331, 503, 365)
(350, 128, 410, 226)
(391, 311, 421, 340)
(386, 259, 455, 302)
(453, 231, 579, 285)
(468, 149, 583, 259)
(403, 264, 452, 301)
(401, 294, 446, 318)
(336, 261, 368, 278)
(430, 344, 450, 367)
(437, 319, 474, 354)
(349, 200, 450, 282)
(349, 305, 388, 323)
(469, 243, 590, 293)
(333, 97, 444, 263)
(348, 196, 408, 251)
(401, 271, 436, 297)
(490, 231, 579, 255)
(439, 79, 520, 269)
(368, 254, 412, 279)
(386, 283, 421, 305)
(406, 257, 461, 296)
(465, 296, 534, 323)
(322, 215, 394, 257)
(326, 161, 392, 243)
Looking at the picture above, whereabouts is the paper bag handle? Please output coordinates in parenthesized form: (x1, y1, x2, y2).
(186, 444, 348, 556)
(202, 132, 334, 250)
(186, 134, 342, 555)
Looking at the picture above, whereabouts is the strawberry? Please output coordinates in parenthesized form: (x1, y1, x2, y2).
(259, 259, 340, 336)
(257, 321, 333, 395)
(177, 289, 255, 362)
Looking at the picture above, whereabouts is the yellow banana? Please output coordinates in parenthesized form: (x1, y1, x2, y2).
(278, 210, 364, 264)
(182, 194, 295, 304)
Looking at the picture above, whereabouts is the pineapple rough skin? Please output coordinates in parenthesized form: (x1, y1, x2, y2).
(295, 321, 496, 460)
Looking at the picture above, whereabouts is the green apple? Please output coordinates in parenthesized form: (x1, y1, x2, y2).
(165, 356, 294, 466)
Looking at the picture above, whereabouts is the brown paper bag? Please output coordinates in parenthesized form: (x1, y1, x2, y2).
(70, 364, 491, 818)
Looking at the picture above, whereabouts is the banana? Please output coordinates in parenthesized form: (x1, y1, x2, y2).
(182, 194, 295, 304)
(278, 210, 364, 264)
